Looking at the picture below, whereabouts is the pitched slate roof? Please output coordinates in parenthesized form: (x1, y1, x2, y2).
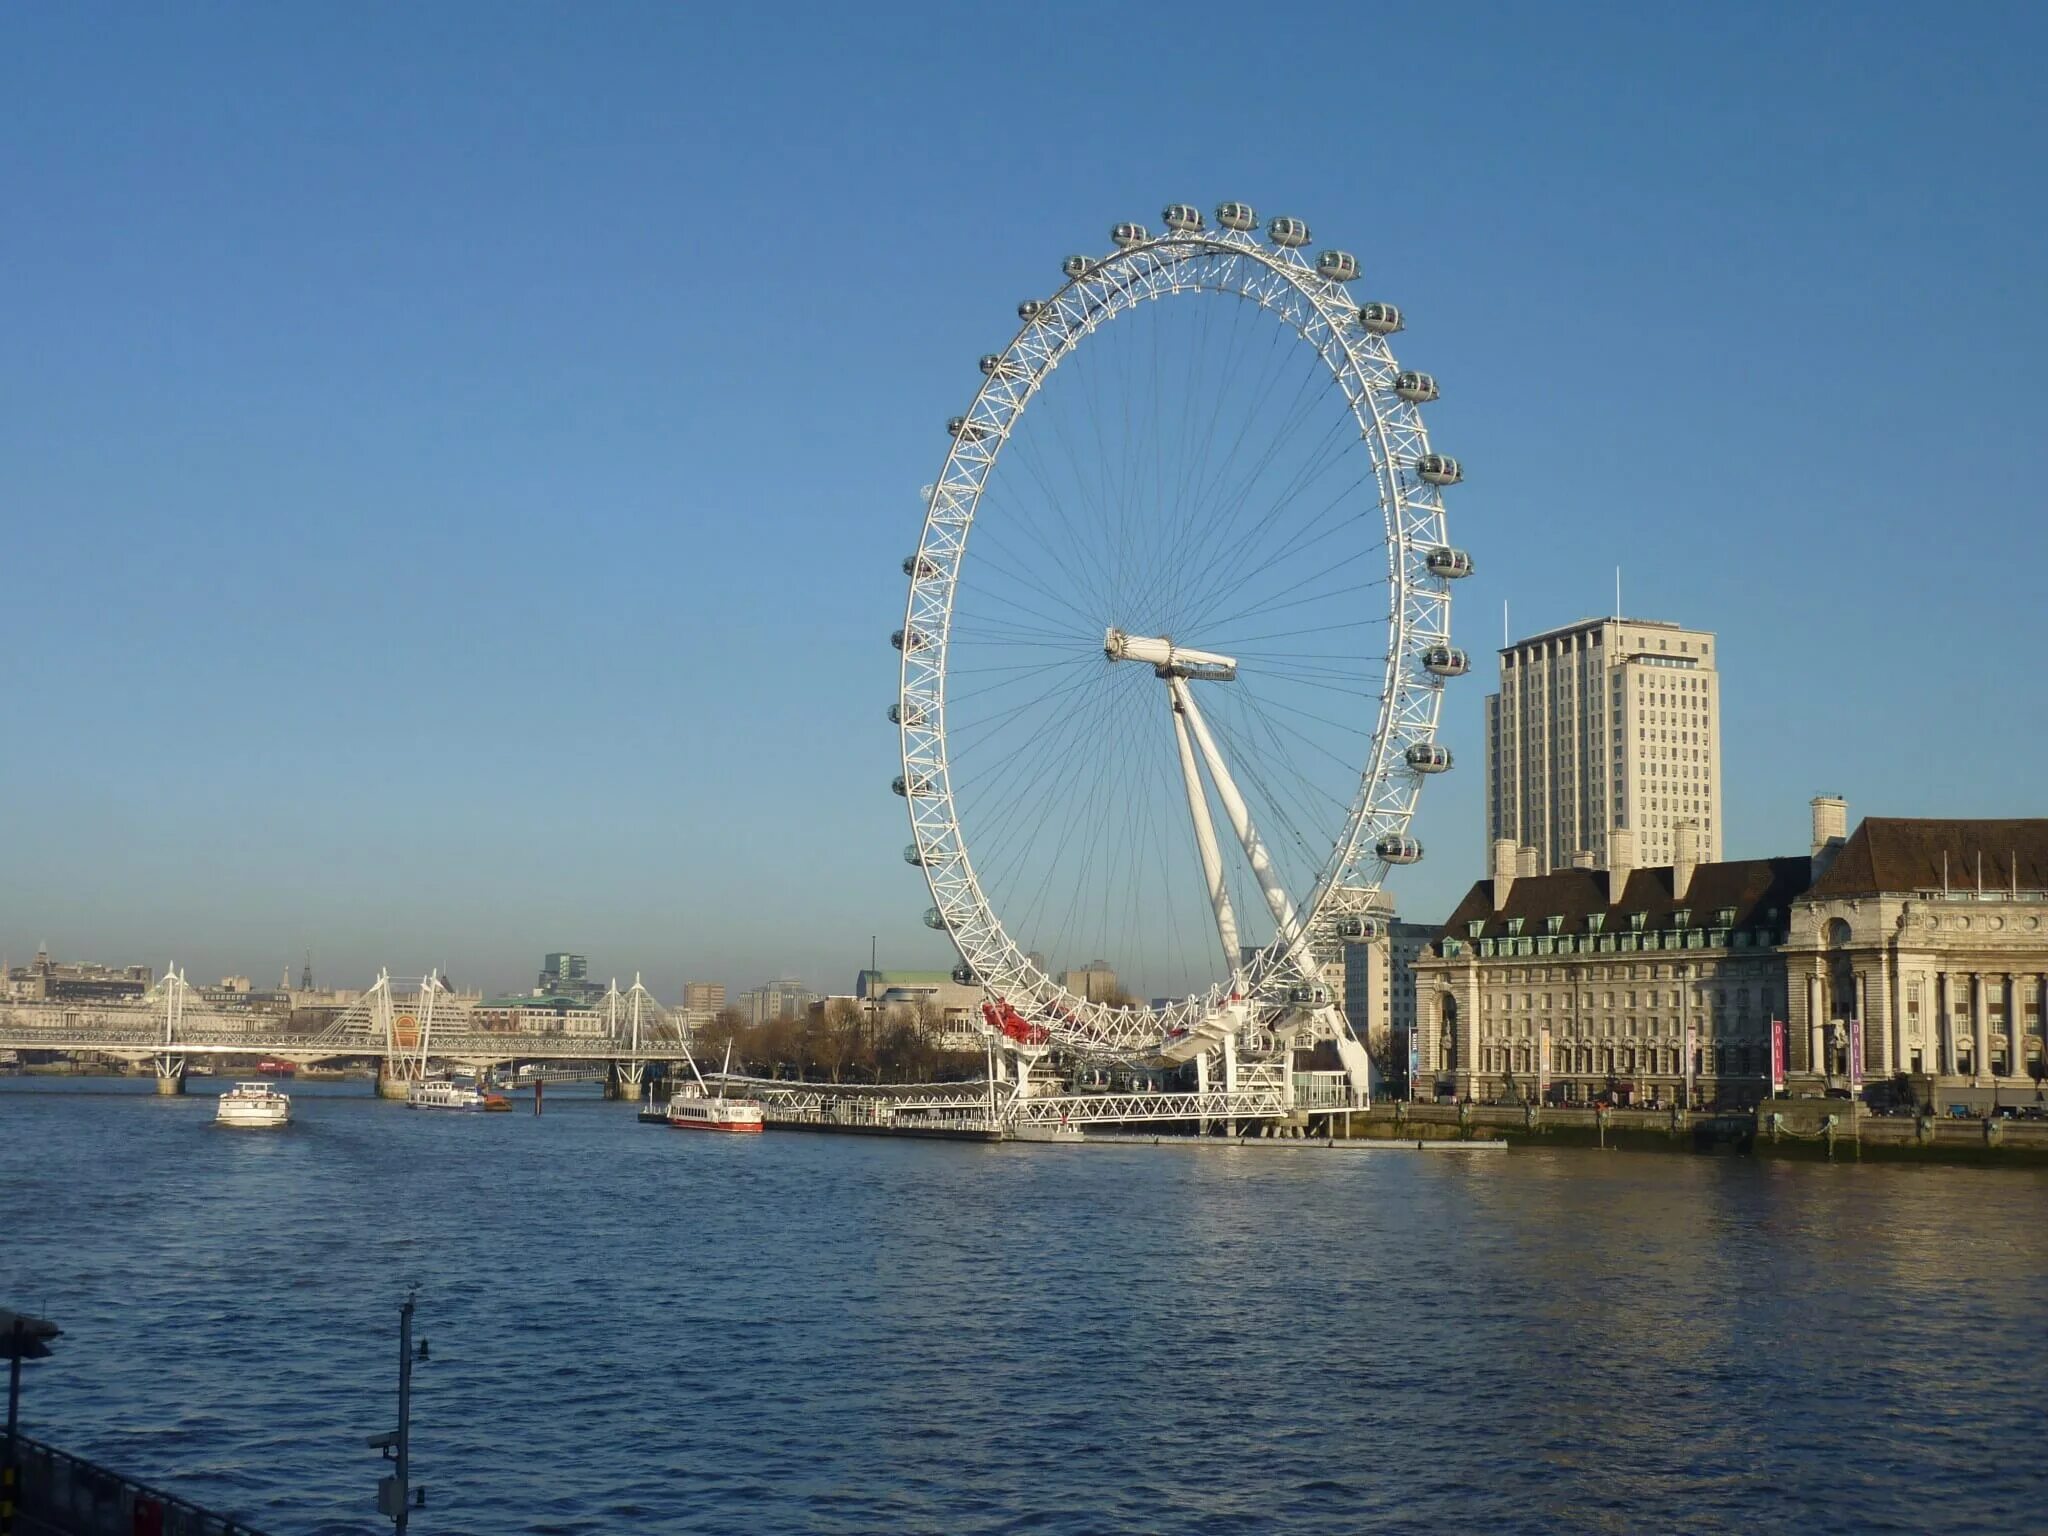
(1432, 855, 1814, 947)
(1807, 818, 2048, 898)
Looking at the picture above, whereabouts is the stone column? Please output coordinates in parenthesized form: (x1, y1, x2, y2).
(1875, 958, 1894, 1077)
(1939, 972, 1955, 1076)
(2004, 973, 2020, 1079)
(1806, 970, 1823, 1073)
(1971, 972, 1988, 1084)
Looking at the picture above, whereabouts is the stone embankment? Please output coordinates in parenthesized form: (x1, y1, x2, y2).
(1325, 1099, 2048, 1166)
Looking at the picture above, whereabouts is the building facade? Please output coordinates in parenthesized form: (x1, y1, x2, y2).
(3, 952, 154, 1003)
(1782, 811, 2048, 1103)
(853, 969, 985, 1038)
(1413, 823, 1804, 1107)
(681, 981, 726, 1032)
(539, 952, 604, 1004)
(1485, 617, 1722, 873)
(741, 977, 814, 1025)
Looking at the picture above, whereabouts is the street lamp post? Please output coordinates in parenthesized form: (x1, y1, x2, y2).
(371, 1294, 428, 1531)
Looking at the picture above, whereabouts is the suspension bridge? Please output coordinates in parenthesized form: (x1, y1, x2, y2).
(0, 967, 690, 1098)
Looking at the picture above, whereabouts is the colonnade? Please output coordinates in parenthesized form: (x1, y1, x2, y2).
(1805, 962, 2046, 1083)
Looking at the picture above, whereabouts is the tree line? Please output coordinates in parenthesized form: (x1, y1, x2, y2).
(690, 998, 986, 1084)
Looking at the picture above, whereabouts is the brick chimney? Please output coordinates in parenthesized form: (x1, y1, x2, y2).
(1491, 838, 1518, 912)
(1673, 820, 1700, 902)
(1606, 826, 1636, 907)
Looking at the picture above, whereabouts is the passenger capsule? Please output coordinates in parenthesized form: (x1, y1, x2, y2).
(1376, 834, 1424, 865)
(903, 553, 939, 579)
(979, 354, 1002, 376)
(1315, 249, 1359, 282)
(904, 843, 925, 867)
(1421, 645, 1470, 677)
(1415, 453, 1463, 486)
(1284, 984, 1319, 1005)
(1111, 222, 1149, 249)
(1394, 371, 1439, 403)
(951, 963, 977, 987)
(924, 906, 949, 931)
(1267, 216, 1310, 248)
(1062, 254, 1094, 280)
(1216, 201, 1258, 232)
(947, 416, 989, 442)
(1163, 203, 1204, 232)
(889, 701, 927, 728)
(891, 774, 908, 797)
(1017, 299, 1044, 321)
(1405, 742, 1454, 773)
(1334, 915, 1382, 941)
(1357, 302, 1404, 335)
(1425, 546, 1474, 579)
(893, 771, 934, 798)
(890, 627, 928, 653)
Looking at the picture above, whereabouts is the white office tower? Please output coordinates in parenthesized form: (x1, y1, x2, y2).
(1484, 617, 1722, 874)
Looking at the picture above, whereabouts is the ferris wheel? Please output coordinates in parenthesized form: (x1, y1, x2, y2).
(894, 201, 1471, 1080)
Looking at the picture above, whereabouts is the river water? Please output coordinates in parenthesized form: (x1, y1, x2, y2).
(1, 1077, 2043, 1534)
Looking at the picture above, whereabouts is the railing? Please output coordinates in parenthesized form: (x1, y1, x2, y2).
(9, 1433, 266, 1536)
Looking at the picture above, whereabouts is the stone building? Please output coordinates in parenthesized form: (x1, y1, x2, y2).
(1412, 824, 1807, 1107)
(1783, 809, 2048, 1103)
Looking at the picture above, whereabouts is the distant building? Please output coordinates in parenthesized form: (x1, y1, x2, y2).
(1060, 960, 1120, 1004)
(681, 981, 726, 1033)
(741, 977, 814, 1026)
(854, 969, 982, 1038)
(1486, 617, 1722, 874)
(539, 951, 604, 1004)
(4, 951, 153, 1004)
(474, 994, 604, 1036)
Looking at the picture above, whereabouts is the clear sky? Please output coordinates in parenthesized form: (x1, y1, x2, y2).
(4, 2, 2043, 1001)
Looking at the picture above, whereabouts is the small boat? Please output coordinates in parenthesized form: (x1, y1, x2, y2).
(255, 1058, 295, 1077)
(216, 1081, 290, 1129)
(666, 1085, 764, 1133)
(481, 1093, 512, 1112)
(407, 1077, 485, 1111)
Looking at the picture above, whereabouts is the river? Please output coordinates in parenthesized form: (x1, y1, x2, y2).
(2, 1077, 2043, 1534)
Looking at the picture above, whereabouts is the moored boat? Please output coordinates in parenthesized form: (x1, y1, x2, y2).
(215, 1081, 291, 1128)
(407, 1077, 485, 1111)
(666, 1085, 764, 1133)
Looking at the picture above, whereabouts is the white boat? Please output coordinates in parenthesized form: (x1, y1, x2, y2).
(215, 1081, 290, 1128)
(407, 1077, 485, 1111)
(666, 1085, 764, 1133)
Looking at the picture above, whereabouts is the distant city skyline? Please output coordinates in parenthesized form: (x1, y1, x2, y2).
(3, 5, 2043, 992)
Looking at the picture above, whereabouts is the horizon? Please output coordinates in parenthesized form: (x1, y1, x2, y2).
(5, 2, 2044, 1002)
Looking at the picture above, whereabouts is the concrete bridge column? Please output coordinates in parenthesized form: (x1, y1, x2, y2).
(153, 1056, 186, 1095)
(376, 1065, 413, 1100)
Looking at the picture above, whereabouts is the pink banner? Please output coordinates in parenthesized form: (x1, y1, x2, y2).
(1770, 1019, 1786, 1096)
(1850, 1017, 1863, 1089)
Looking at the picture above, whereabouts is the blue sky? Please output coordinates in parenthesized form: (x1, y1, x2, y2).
(3, 2, 2043, 1000)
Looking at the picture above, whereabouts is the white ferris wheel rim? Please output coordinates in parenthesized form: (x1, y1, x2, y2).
(898, 208, 1458, 1059)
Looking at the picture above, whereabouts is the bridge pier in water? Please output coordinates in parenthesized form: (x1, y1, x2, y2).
(376, 1066, 412, 1100)
(604, 1060, 646, 1101)
(152, 1055, 185, 1095)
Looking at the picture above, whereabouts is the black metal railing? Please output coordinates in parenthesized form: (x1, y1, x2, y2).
(8, 1434, 266, 1536)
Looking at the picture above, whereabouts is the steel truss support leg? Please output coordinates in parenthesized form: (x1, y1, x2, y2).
(1171, 677, 1374, 1105)
(1170, 696, 1241, 975)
